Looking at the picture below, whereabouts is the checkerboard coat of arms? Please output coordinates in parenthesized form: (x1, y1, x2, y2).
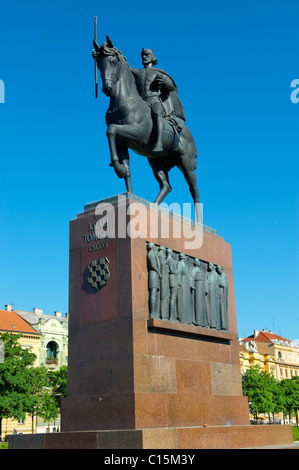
(87, 257, 111, 290)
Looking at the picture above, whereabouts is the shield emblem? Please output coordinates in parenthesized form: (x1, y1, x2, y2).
(87, 257, 111, 290)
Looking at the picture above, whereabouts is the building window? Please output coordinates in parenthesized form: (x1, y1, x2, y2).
(46, 341, 58, 365)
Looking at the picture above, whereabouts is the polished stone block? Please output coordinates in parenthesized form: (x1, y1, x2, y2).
(61, 194, 250, 433)
(8, 424, 294, 449)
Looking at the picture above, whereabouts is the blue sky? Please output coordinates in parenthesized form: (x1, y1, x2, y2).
(0, 0, 298, 341)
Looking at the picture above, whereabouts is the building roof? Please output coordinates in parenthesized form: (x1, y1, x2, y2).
(251, 331, 290, 343)
(14, 309, 68, 327)
(240, 330, 298, 348)
(0, 309, 41, 336)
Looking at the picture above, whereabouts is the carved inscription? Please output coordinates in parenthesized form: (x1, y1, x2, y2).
(83, 220, 114, 252)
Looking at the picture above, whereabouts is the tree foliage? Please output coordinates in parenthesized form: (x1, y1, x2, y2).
(243, 365, 273, 420)
(26, 365, 55, 432)
(0, 333, 37, 437)
(280, 377, 299, 424)
(243, 365, 299, 423)
(48, 366, 68, 411)
(0, 332, 68, 438)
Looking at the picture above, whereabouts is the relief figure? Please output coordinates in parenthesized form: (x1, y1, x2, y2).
(177, 253, 192, 324)
(158, 246, 170, 320)
(216, 265, 228, 330)
(166, 248, 178, 321)
(190, 258, 209, 327)
(147, 243, 161, 318)
(206, 262, 220, 329)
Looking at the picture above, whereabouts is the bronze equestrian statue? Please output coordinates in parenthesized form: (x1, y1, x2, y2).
(92, 35, 201, 221)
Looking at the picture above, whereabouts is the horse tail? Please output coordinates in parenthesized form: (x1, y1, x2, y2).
(193, 146, 198, 170)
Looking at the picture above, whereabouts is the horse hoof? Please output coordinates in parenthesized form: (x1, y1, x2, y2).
(152, 145, 163, 153)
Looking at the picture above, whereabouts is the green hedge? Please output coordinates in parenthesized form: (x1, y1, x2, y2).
(292, 426, 299, 441)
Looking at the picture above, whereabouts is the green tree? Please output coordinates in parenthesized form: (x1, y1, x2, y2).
(242, 366, 275, 422)
(280, 377, 299, 424)
(293, 376, 299, 424)
(36, 366, 68, 430)
(243, 366, 299, 425)
(26, 366, 52, 433)
(37, 388, 59, 425)
(0, 333, 36, 439)
(49, 366, 68, 412)
(270, 375, 286, 423)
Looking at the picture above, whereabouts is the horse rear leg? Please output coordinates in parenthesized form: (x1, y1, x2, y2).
(178, 153, 201, 222)
(148, 159, 172, 205)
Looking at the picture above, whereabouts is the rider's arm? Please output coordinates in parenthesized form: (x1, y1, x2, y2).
(130, 67, 139, 77)
(155, 74, 176, 92)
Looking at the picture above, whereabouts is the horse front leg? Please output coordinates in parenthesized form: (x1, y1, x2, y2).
(107, 123, 144, 193)
(119, 145, 133, 194)
(106, 125, 129, 176)
(106, 124, 133, 193)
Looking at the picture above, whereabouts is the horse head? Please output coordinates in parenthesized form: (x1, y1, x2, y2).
(93, 35, 127, 97)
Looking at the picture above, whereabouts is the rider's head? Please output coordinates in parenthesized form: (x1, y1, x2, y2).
(141, 48, 157, 67)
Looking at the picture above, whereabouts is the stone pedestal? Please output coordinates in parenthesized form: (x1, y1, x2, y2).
(8, 193, 293, 449)
(61, 193, 250, 434)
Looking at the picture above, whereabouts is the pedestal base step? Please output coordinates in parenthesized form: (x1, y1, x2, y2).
(8, 424, 293, 449)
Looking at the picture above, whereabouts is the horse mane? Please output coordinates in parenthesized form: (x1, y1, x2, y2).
(94, 39, 127, 63)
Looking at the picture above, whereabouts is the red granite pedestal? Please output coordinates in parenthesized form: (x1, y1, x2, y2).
(8, 193, 293, 449)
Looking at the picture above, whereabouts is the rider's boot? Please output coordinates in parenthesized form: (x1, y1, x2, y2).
(152, 115, 164, 153)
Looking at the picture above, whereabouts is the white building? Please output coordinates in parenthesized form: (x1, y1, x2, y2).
(7, 305, 68, 369)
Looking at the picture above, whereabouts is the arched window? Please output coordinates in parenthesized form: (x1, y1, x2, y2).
(46, 341, 58, 364)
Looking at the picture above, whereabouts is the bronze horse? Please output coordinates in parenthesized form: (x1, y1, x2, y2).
(93, 37, 200, 221)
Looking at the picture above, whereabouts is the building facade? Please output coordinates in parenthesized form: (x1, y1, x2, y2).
(0, 305, 68, 439)
(239, 329, 299, 379)
(12, 306, 68, 369)
(239, 338, 276, 378)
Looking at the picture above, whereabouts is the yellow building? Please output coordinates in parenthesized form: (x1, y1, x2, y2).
(0, 308, 41, 439)
(239, 329, 299, 380)
(239, 332, 276, 378)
